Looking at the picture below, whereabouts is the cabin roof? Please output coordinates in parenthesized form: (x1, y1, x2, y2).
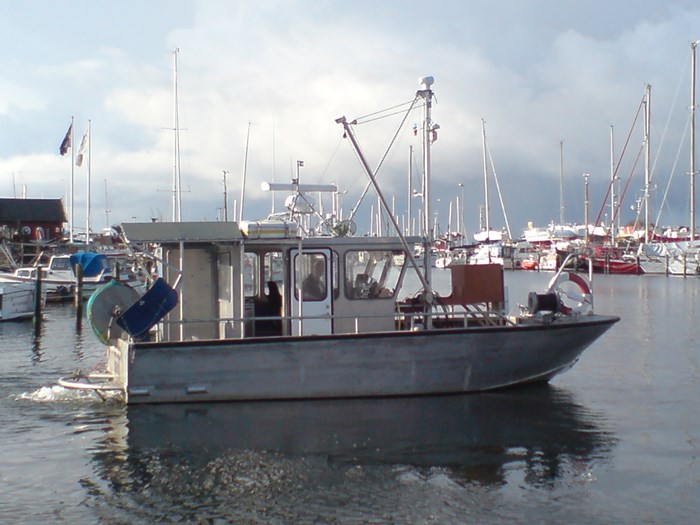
(121, 222, 244, 243)
(243, 234, 425, 251)
(0, 198, 66, 222)
(120, 221, 425, 250)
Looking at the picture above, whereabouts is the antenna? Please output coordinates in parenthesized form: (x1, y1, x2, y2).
(222, 170, 229, 221)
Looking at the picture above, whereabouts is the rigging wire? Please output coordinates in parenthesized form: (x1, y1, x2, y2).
(654, 115, 690, 231)
(484, 139, 513, 239)
(318, 135, 345, 182)
(353, 99, 419, 125)
(606, 50, 690, 241)
(616, 142, 645, 231)
(651, 51, 691, 232)
(590, 89, 646, 240)
(347, 96, 422, 223)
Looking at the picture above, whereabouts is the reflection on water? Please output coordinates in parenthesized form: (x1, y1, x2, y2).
(83, 385, 616, 523)
(7, 273, 700, 524)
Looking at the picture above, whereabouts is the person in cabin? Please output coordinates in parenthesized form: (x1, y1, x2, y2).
(254, 280, 283, 336)
(265, 280, 282, 314)
(302, 258, 326, 300)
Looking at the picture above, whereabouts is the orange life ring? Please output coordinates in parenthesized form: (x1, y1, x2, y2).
(548, 271, 593, 315)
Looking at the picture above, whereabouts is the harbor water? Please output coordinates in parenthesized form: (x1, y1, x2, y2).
(1, 271, 698, 524)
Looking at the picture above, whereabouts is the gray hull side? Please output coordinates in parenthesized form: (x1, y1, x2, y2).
(124, 316, 618, 404)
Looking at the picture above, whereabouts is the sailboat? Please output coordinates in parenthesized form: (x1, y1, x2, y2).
(58, 76, 619, 404)
(469, 120, 515, 268)
(638, 42, 700, 275)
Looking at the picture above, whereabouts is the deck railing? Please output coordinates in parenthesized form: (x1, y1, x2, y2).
(146, 303, 510, 341)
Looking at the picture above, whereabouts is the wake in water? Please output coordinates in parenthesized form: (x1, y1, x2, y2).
(16, 384, 124, 404)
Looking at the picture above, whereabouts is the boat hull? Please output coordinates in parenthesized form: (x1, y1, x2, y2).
(0, 282, 37, 321)
(112, 315, 619, 404)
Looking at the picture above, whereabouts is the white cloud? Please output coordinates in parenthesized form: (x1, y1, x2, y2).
(2, 0, 700, 234)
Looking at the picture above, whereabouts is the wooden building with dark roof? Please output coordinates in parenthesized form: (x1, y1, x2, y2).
(0, 198, 66, 241)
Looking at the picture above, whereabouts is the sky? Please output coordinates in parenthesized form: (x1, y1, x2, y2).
(2, 0, 700, 239)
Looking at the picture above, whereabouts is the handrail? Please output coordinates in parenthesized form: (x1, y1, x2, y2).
(147, 305, 509, 336)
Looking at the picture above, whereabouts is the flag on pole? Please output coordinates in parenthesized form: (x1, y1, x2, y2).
(75, 128, 89, 167)
(59, 123, 72, 155)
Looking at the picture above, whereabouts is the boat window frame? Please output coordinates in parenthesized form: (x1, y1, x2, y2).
(294, 252, 329, 302)
(243, 252, 259, 298)
(343, 249, 406, 300)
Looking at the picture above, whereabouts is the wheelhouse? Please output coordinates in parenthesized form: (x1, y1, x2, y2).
(120, 221, 419, 342)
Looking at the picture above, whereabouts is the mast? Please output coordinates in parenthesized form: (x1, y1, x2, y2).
(418, 76, 436, 240)
(408, 145, 413, 236)
(104, 179, 110, 228)
(481, 119, 490, 235)
(172, 48, 182, 222)
(86, 119, 92, 243)
(239, 121, 251, 223)
(222, 170, 229, 221)
(691, 41, 699, 241)
(644, 84, 651, 244)
(69, 117, 75, 244)
(337, 115, 431, 293)
(335, 75, 436, 294)
(610, 125, 616, 242)
(559, 140, 564, 225)
(584, 173, 590, 245)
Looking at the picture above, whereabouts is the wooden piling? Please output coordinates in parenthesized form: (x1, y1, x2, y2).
(74, 263, 84, 326)
(33, 265, 43, 334)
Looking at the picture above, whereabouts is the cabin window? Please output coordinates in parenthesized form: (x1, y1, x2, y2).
(295, 252, 328, 302)
(50, 257, 72, 271)
(344, 250, 405, 299)
(262, 251, 285, 305)
(243, 253, 259, 297)
(264, 251, 284, 289)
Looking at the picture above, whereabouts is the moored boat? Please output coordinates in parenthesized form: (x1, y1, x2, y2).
(0, 251, 140, 301)
(0, 281, 43, 321)
(521, 258, 538, 271)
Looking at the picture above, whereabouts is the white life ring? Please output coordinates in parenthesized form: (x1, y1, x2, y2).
(548, 271, 593, 315)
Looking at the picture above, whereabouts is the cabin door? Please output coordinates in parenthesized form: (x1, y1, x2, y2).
(291, 248, 333, 335)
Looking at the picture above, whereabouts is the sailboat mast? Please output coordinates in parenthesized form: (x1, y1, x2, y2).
(172, 48, 182, 222)
(584, 173, 590, 245)
(239, 122, 251, 223)
(644, 84, 651, 244)
(408, 145, 413, 236)
(481, 119, 490, 235)
(610, 125, 616, 242)
(104, 179, 110, 228)
(86, 119, 92, 243)
(691, 41, 698, 241)
(559, 140, 564, 225)
(69, 117, 75, 244)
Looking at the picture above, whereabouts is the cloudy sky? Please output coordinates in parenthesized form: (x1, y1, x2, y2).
(2, 0, 700, 238)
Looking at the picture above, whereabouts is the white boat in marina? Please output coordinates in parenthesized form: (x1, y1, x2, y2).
(0, 282, 43, 321)
(637, 240, 700, 275)
(58, 77, 619, 404)
(0, 251, 140, 301)
(468, 241, 516, 269)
